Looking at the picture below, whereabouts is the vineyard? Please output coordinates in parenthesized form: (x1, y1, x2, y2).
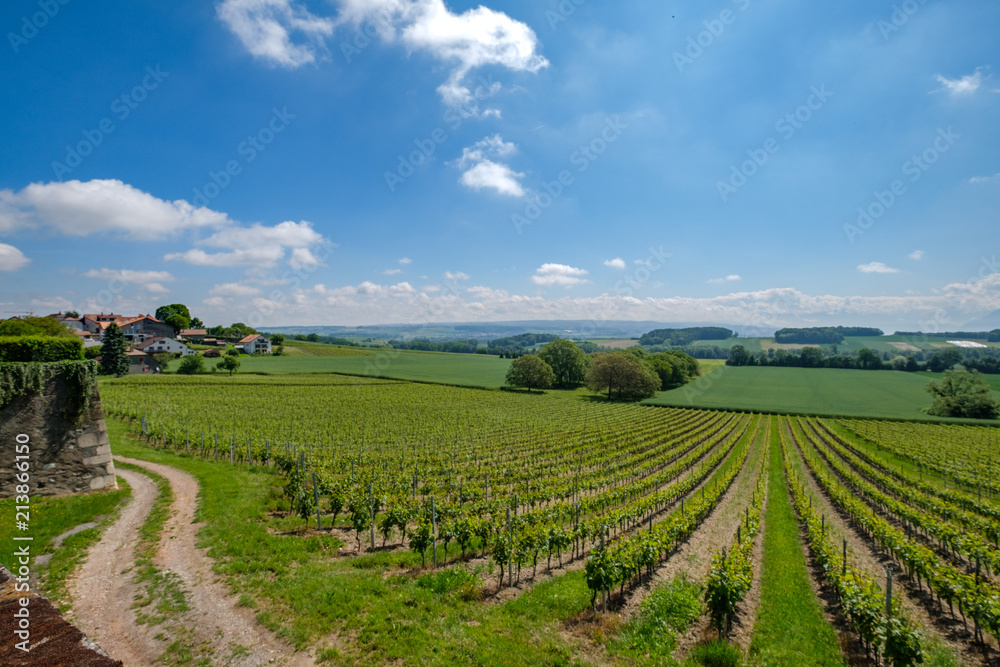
(97, 373, 1000, 665)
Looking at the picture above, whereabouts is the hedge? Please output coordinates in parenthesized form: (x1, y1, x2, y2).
(0, 336, 84, 362)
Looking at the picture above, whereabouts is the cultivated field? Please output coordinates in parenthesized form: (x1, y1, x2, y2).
(55, 373, 998, 665)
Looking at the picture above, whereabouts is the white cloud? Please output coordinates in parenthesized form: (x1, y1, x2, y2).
(969, 173, 1000, 184)
(603, 258, 626, 269)
(935, 68, 985, 97)
(218, 0, 547, 105)
(459, 160, 525, 197)
(210, 282, 264, 297)
(482, 108, 502, 119)
(909, 250, 925, 261)
(708, 274, 742, 284)
(83, 268, 176, 285)
(444, 271, 469, 281)
(143, 283, 170, 294)
(456, 135, 524, 197)
(165, 221, 331, 268)
(289, 247, 322, 269)
(858, 262, 899, 274)
(0, 243, 30, 271)
(383, 268, 402, 275)
(0, 179, 229, 240)
(335, 0, 548, 106)
(532, 263, 588, 288)
(164, 247, 286, 268)
(217, 0, 334, 68)
(398, 257, 412, 265)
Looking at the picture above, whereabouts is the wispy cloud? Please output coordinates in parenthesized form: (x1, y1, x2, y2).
(909, 250, 925, 260)
(708, 274, 742, 284)
(935, 68, 986, 97)
(456, 135, 524, 197)
(0, 243, 30, 271)
(603, 258, 626, 269)
(969, 173, 1000, 184)
(857, 261, 899, 274)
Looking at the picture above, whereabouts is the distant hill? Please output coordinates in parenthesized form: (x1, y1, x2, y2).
(965, 310, 1000, 331)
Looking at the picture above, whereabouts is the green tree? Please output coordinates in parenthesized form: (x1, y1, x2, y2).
(270, 333, 286, 345)
(726, 345, 752, 367)
(505, 354, 555, 392)
(927, 348, 963, 373)
(155, 304, 192, 334)
(799, 346, 824, 368)
(538, 339, 590, 387)
(217, 356, 241, 376)
(925, 370, 1000, 419)
(64, 310, 80, 319)
(177, 355, 205, 375)
(306, 333, 321, 342)
(585, 352, 661, 400)
(0, 316, 75, 337)
(99, 323, 129, 377)
(649, 350, 699, 387)
(856, 348, 882, 370)
(189, 317, 205, 329)
(153, 352, 173, 372)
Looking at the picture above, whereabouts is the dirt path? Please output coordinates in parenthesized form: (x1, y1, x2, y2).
(115, 456, 315, 667)
(786, 432, 995, 666)
(69, 467, 165, 667)
(70, 457, 314, 666)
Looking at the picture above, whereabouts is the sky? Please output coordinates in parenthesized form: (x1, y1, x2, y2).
(1, 0, 998, 333)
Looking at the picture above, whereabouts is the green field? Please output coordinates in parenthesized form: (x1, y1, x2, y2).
(239, 346, 512, 388)
(645, 365, 1000, 422)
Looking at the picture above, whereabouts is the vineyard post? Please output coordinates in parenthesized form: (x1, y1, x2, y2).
(266, 440, 270, 467)
(485, 473, 489, 502)
(230, 437, 234, 465)
(843, 538, 847, 577)
(313, 473, 322, 530)
(884, 566, 893, 616)
(368, 483, 375, 549)
(600, 525, 607, 612)
(821, 515, 825, 536)
(431, 496, 438, 568)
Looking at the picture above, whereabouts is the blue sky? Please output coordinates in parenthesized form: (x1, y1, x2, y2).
(1, 0, 998, 331)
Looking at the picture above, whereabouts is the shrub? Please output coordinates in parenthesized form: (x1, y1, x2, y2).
(0, 336, 84, 362)
(689, 639, 742, 667)
(176, 356, 205, 375)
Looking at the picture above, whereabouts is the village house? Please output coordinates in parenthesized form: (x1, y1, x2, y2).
(179, 328, 207, 342)
(78, 313, 173, 342)
(126, 349, 161, 374)
(239, 334, 272, 355)
(135, 336, 195, 357)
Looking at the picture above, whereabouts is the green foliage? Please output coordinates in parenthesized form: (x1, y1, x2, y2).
(99, 323, 129, 377)
(0, 360, 98, 423)
(584, 352, 660, 400)
(270, 334, 286, 345)
(176, 356, 205, 375)
(504, 354, 555, 392)
(409, 517, 433, 567)
(925, 369, 1000, 419)
(217, 356, 241, 376)
(0, 335, 83, 362)
(927, 349, 963, 373)
(155, 304, 191, 334)
(689, 639, 742, 667)
(857, 347, 883, 370)
(0, 316, 75, 338)
(638, 327, 734, 346)
(538, 338, 590, 387)
(726, 344, 752, 367)
(415, 569, 478, 595)
(153, 352, 173, 372)
(611, 573, 703, 659)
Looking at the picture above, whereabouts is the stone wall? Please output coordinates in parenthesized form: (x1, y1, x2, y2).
(0, 367, 116, 498)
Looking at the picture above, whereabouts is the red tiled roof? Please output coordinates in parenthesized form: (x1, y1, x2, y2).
(238, 334, 261, 344)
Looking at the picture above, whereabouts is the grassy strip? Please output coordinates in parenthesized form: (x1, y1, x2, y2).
(748, 420, 847, 666)
(0, 480, 130, 611)
(609, 573, 704, 664)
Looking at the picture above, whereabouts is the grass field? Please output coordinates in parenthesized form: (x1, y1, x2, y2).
(239, 346, 512, 388)
(645, 365, 1000, 422)
(280, 341, 371, 356)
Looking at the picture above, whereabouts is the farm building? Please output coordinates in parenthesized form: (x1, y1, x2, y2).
(135, 336, 195, 357)
(239, 333, 272, 355)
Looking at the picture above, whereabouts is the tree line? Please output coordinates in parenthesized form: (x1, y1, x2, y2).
(726, 344, 1000, 374)
(505, 339, 699, 401)
(773, 326, 884, 345)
